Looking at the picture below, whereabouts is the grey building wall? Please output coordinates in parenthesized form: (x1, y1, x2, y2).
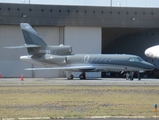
(0, 25, 31, 77)
(64, 26, 101, 78)
(0, 3, 159, 28)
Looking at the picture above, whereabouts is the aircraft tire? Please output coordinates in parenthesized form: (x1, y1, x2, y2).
(130, 77, 133, 81)
(68, 74, 74, 80)
(79, 74, 84, 80)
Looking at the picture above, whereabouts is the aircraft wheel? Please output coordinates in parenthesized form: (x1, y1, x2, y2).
(79, 74, 86, 80)
(130, 77, 134, 81)
(79, 74, 84, 79)
(68, 74, 74, 80)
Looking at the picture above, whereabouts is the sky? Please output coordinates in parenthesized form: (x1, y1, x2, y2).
(0, 0, 159, 8)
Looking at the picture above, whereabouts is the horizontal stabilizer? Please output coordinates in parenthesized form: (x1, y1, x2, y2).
(4, 44, 41, 49)
(25, 66, 95, 71)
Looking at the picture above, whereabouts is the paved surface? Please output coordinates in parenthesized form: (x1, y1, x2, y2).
(0, 78, 159, 86)
(2, 118, 159, 120)
(50, 118, 158, 120)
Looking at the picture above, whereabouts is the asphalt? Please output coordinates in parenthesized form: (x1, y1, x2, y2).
(0, 77, 159, 86)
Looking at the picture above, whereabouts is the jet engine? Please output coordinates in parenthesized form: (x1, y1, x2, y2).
(48, 45, 72, 55)
(43, 54, 67, 64)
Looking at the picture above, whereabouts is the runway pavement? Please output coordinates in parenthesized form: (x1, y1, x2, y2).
(0, 77, 159, 86)
(50, 118, 159, 120)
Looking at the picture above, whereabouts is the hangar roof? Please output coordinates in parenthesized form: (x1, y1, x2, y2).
(0, 3, 159, 28)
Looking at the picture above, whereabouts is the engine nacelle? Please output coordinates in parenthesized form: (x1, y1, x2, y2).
(48, 45, 72, 55)
(43, 54, 67, 64)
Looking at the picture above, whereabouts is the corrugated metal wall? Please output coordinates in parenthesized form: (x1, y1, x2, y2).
(0, 25, 60, 77)
(64, 26, 101, 78)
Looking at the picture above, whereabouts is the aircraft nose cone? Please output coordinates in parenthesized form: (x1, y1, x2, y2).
(145, 62, 155, 70)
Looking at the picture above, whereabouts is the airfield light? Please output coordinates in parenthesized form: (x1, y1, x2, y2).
(154, 104, 158, 116)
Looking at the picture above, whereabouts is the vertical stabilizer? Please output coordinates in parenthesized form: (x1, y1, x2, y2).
(20, 23, 47, 55)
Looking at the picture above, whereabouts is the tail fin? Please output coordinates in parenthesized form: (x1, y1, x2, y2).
(20, 23, 47, 55)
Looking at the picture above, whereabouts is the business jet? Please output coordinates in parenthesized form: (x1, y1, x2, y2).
(5, 23, 155, 80)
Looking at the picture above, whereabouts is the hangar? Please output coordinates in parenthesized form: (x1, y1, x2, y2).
(0, 3, 159, 78)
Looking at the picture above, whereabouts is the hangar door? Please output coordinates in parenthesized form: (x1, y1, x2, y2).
(0, 25, 30, 77)
(65, 26, 101, 78)
(0, 25, 60, 77)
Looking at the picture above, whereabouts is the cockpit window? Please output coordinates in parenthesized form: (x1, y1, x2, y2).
(129, 57, 143, 62)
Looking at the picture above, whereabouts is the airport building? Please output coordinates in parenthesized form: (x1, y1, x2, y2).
(0, 3, 159, 78)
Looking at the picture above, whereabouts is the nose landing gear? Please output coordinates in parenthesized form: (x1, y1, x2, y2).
(125, 71, 134, 81)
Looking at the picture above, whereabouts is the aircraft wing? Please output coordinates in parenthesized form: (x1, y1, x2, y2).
(4, 44, 41, 49)
(25, 65, 95, 71)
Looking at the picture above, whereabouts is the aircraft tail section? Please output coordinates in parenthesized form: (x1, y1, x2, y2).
(5, 23, 73, 55)
(20, 23, 47, 55)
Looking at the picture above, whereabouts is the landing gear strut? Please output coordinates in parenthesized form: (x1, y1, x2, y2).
(67, 71, 74, 80)
(79, 72, 86, 79)
(125, 72, 134, 81)
(129, 71, 134, 81)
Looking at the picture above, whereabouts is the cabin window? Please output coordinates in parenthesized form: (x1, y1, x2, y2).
(99, 58, 101, 61)
(108, 58, 111, 61)
(129, 57, 143, 62)
(104, 58, 107, 61)
(94, 58, 98, 61)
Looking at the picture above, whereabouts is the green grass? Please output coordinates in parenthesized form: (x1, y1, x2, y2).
(0, 86, 158, 118)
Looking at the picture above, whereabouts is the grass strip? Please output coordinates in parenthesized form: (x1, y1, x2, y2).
(0, 86, 158, 118)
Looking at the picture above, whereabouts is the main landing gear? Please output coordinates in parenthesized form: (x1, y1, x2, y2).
(79, 72, 86, 80)
(67, 71, 74, 80)
(67, 71, 86, 80)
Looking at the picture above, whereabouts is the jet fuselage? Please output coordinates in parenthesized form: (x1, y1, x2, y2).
(20, 54, 154, 72)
